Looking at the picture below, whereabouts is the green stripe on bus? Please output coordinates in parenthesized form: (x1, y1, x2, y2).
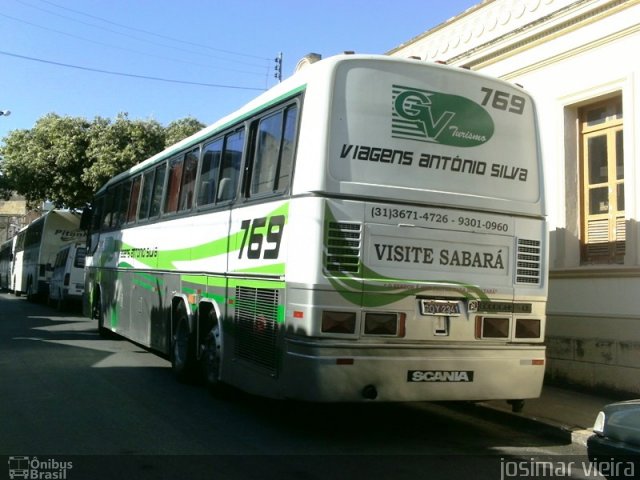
(116, 202, 290, 271)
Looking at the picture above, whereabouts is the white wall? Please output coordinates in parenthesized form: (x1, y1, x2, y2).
(390, 0, 640, 394)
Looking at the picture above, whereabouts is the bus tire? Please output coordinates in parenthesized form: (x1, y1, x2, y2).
(171, 303, 197, 383)
(201, 322, 222, 392)
(56, 290, 65, 311)
(94, 290, 109, 338)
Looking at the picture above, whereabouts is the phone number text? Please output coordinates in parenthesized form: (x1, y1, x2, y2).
(370, 207, 510, 232)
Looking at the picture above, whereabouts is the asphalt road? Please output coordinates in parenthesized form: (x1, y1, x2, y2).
(0, 292, 601, 480)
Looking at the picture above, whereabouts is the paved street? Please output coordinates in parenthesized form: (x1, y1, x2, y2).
(0, 292, 599, 479)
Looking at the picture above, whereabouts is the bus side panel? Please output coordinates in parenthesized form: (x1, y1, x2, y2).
(221, 200, 288, 395)
(220, 278, 286, 398)
(12, 250, 25, 294)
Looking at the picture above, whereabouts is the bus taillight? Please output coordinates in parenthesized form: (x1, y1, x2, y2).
(321, 311, 357, 334)
(515, 318, 541, 338)
(363, 312, 405, 337)
(475, 316, 510, 339)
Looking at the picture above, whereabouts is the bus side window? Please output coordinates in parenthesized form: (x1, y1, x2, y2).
(164, 156, 184, 214)
(127, 176, 142, 223)
(178, 148, 199, 212)
(91, 196, 104, 232)
(111, 184, 123, 228)
(218, 129, 244, 202)
(15, 231, 25, 252)
(278, 105, 298, 192)
(74, 246, 86, 268)
(55, 247, 69, 269)
(102, 191, 114, 230)
(251, 111, 283, 196)
(197, 138, 222, 207)
(114, 181, 131, 228)
(138, 169, 155, 221)
(149, 163, 166, 218)
(25, 220, 43, 249)
(249, 104, 298, 197)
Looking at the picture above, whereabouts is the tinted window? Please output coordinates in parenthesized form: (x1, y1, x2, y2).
(150, 163, 166, 218)
(55, 248, 69, 268)
(138, 169, 155, 220)
(250, 104, 297, 197)
(74, 247, 86, 268)
(218, 129, 244, 202)
(25, 219, 44, 248)
(91, 196, 104, 232)
(102, 191, 114, 230)
(197, 138, 223, 207)
(127, 176, 142, 223)
(278, 105, 298, 191)
(252, 112, 282, 195)
(113, 181, 131, 228)
(164, 157, 184, 214)
(178, 149, 199, 211)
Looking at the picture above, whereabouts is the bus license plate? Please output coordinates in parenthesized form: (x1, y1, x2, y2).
(420, 300, 461, 316)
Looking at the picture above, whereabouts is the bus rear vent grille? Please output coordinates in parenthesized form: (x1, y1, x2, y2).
(325, 222, 362, 274)
(516, 239, 542, 285)
(234, 286, 279, 374)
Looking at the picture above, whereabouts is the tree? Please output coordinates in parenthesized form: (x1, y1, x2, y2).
(164, 117, 206, 147)
(0, 112, 201, 210)
(83, 113, 165, 195)
(0, 114, 92, 209)
(0, 169, 14, 201)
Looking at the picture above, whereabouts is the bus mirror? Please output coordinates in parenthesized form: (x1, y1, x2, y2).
(80, 206, 92, 231)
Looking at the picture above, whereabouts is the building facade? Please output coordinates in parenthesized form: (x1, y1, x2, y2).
(0, 194, 28, 241)
(389, 0, 640, 394)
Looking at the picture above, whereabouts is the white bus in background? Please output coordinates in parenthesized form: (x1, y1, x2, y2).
(49, 242, 87, 310)
(84, 54, 547, 410)
(13, 210, 84, 300)
(0, 238, 14, 291)
(11, 225, 27, 296)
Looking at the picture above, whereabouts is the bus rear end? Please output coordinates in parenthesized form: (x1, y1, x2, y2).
(282, 56, 546, 404)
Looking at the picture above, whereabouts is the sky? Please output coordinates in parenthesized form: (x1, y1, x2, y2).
(0, 0, 479, 143)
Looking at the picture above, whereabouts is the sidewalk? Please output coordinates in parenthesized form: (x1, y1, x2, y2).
(479, 384, 630, 446)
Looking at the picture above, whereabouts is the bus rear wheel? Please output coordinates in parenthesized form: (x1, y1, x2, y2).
(201, 323, 222, 391)
(94, 292, 109, 338)
(171, 304, 197, 383)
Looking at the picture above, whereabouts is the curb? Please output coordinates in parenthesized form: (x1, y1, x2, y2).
(570, 428, 594, 447)
(471, 401, 595, 447)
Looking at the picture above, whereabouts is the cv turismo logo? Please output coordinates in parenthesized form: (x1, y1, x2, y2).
(392, 85, 494, 147)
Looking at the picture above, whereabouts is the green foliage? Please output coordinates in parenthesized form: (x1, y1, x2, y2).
(1, 114, 92, 209)
(0, 112, 205, 210)
(164, 117, 206, 148)
(84, 113, 165, 194)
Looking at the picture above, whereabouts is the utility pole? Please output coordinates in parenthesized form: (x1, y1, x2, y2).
(274, 52, 283, 83)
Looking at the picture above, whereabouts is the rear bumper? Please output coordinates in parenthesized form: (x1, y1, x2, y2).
(280, 339, 545, 402)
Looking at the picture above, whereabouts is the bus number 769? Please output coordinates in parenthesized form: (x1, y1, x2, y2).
(238, 215, 286, 260)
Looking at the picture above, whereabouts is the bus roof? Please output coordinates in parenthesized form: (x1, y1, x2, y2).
(97, 54, 529, 195)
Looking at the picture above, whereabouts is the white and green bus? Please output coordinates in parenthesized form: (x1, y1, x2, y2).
(84, 54, 547, 407)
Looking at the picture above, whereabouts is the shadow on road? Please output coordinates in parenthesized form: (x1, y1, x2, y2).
(1, 291, 573, 468)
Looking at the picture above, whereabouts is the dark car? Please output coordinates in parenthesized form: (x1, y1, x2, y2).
(587, 399, 640, 479)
